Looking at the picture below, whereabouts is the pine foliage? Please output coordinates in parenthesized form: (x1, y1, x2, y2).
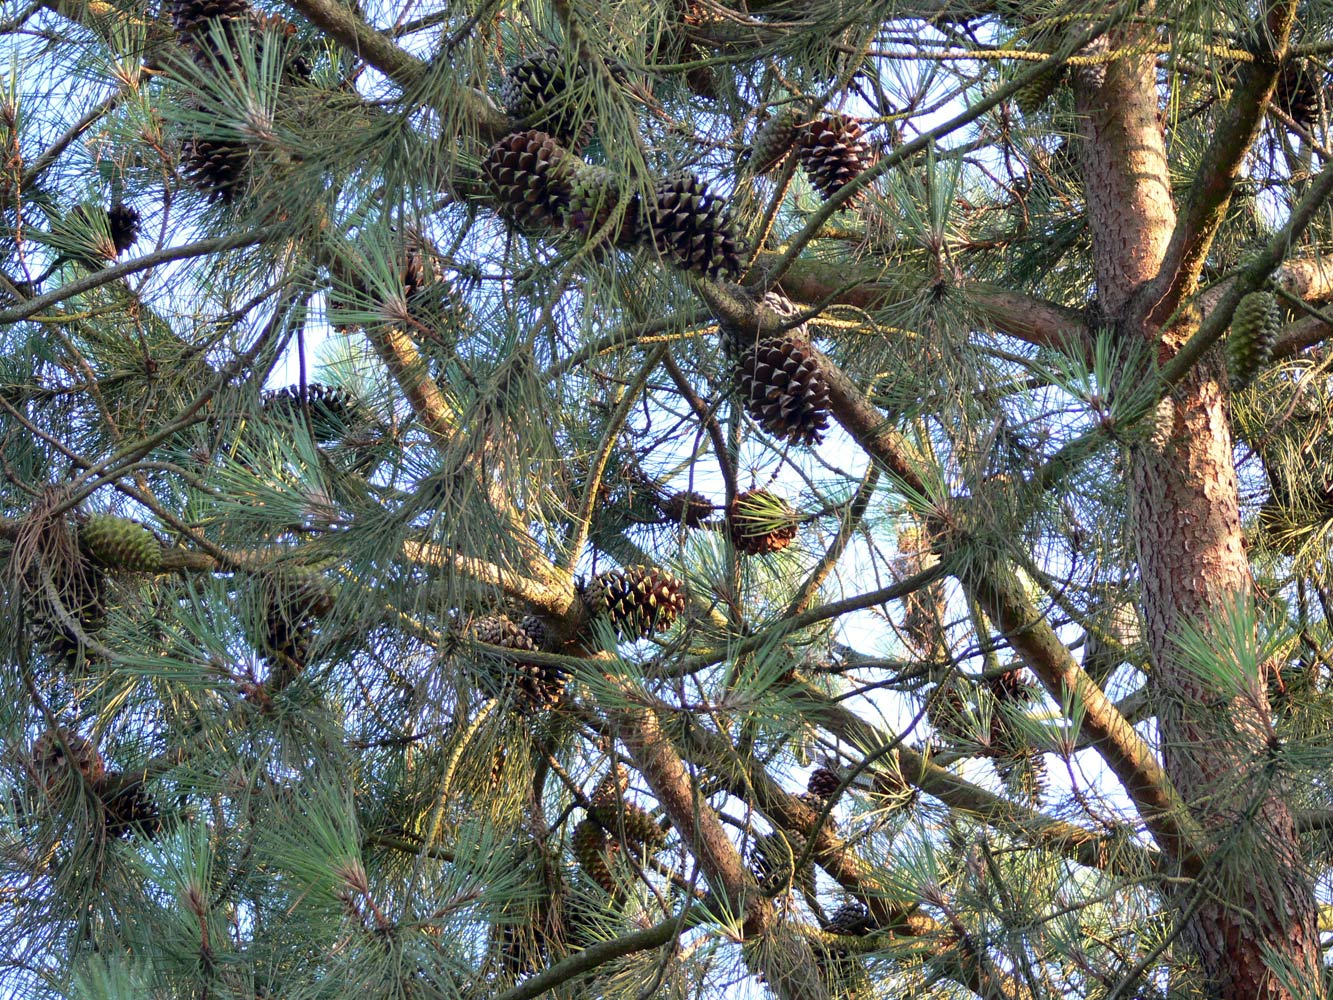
(1, 0, 1333, 999)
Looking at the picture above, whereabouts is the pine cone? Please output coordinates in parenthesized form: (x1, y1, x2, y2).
(983, 668, 1039, 704)
(252, 570, 335, 686)
(32, 728, 105, 790)
(1014, 65, 1066, 116)
(581, 565, 687, 639)
(1227, 291, 1280, 389)
(501, 48, 594, 151)
(181, 135, 251, 203)
(751, 831, 815, 897)
(170, 0, 251, 45)
(592, 762, 630, 801)
(483, 130, 577, 231)
(589, 800, 666, 847)
(660, 489, 712, 527)
(100, 772, 162, 839)
(400, 245, 470, 329)
(990, 716, 1047, 803)
(795, 116, 872, 206)
(1277, 58, 1322, 128)
(108, 203, 139, 255)
(748, 108, 800, 174)
(79, 514, 163, 573)
(471, 614, 567, 710)
(262, 383, 368, 440)
(826, 901, 872, 936)
(566, 164, 640, 245)
(728, 489, 798, 555)
(571, 817, 618, 893)
(643, 172, 744, 280)
(62, 204, 138, 263)
(807, 766, 840, 800)
(798, 791, 837, 830)
(734, 335, 830, 445)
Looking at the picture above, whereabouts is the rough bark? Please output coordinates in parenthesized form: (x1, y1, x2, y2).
(1079, 20, 1321, 999)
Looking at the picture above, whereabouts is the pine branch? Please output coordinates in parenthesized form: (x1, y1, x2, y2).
(402, 540, 578, 621)
(0, 228, 286, 324)
(784, 465, 878, 617)
(606, 677, 831, 1000)
(1159, 155, 1333, 390)
(1145, 0, 1299, 324)
(490, 907, 706, 1000)
(284, 0, 508, 138)
(769, 256, 1092, 353)
(965, 564, 1204, 872)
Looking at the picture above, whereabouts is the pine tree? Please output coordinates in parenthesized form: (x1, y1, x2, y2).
(2, 1, 1333, 999)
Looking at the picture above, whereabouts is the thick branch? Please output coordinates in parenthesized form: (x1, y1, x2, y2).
(783, 679, 1158, 877)
(283, 0, 508, 139)
(964, 563, 1202, 872)
(1146, 0, 1298, 323)
(609, 688, 830, 1000)
(768, 255, 1090, 351)
(491, 908, 704, 1000)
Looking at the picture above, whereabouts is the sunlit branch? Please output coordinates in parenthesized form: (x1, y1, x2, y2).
(1146, 0, 1298, 324)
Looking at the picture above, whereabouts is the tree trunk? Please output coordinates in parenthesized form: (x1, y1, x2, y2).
(1080, 27, 1321, 1000)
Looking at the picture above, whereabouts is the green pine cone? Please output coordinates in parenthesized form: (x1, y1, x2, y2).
(1014, 66, 1066, 116)
(571, 818, 618, 893)
(1227, 291, 1280, 389)
(80, 514, 163, 572)
(589, 800, 666, 847)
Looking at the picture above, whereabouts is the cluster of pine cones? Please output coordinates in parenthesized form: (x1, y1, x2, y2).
(486, 52, 872, 276)
(748, 109, 875, 207)
(570, 764, 667, 894)
(486, 49, 742, 279)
